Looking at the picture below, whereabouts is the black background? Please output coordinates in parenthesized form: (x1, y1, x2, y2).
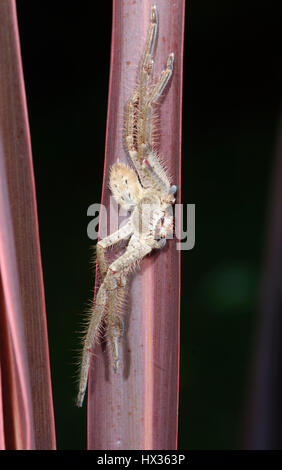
(16, 0, 282, 449)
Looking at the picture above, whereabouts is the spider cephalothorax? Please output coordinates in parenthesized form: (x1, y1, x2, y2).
(77, 5, 176, 407)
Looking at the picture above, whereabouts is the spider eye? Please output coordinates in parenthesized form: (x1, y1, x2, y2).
(169, 185, 177, 195)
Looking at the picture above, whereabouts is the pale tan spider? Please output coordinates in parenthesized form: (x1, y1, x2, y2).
(77, 5, 176, 407)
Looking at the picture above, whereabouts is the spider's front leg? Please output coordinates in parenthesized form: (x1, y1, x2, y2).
(104, 239, 153, 371)
(125, 5, 175, 194)
(145, 52, 174, 108)
(125, 6, 157, 172)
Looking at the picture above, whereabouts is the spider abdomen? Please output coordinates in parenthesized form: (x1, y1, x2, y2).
(109, 162, 143, 210)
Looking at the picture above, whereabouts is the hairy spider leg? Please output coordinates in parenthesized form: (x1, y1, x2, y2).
(145, 53, 174, 106)
(139, 53, 174, 191)
(139, 4, 158, 109)
(137, 6, 157, 163)
(105, 238, 153, 372)
(141, 144, 170, 193)
(77, 223, 133, 407)
(76, 286, 107, 407)
(125, 8, 174, 194)
(125, 94, 147, 187)
(125, 6, 159, 182)
(97, 222, 133, 279)
(125, 90, 139, 152)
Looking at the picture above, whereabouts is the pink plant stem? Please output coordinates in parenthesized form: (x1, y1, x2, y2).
(244, 113, 282, 449)
(0, 365, 4, 450)
(0, 0, 56, 449)
(88, 0, 185, 450)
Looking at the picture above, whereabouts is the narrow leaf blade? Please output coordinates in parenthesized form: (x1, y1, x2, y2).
(0, 0, 56, 449)
(87, 0, 185, 450)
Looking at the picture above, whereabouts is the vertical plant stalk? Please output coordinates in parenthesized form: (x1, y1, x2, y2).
(0, 0, 56, 449)
(0, 364, 4, 450)
(244, 116, 282, 449)
(244, 113, 282, 449)
(88, 0, 185, 450)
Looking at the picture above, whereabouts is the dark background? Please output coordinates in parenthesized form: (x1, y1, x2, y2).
(16, 0, 282, 449)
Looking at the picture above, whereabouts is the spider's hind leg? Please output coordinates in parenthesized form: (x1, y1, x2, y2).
(106, 271, 127, 372)
(96, 221, 133, 280)
(105, 241, 152, 372)
(76, 282, 107, 407)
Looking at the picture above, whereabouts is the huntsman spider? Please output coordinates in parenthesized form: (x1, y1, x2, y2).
(77, 5, 176, 407)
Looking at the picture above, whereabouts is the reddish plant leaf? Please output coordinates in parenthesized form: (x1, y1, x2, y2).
(0, 366, 4, 450)
(244, 114, 282, 449)
(87, 0, 185, 450)
(0, 0, 56, 449)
